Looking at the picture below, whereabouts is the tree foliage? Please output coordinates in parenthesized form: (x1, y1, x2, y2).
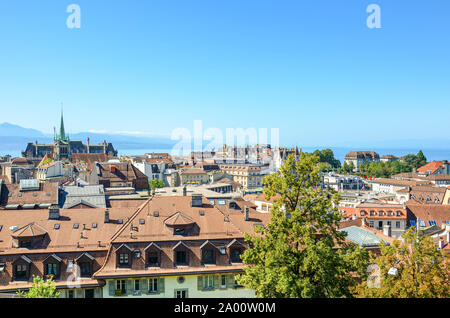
(17, 275, 60, 298)
(237, 153, 369, 297)
(311, 149, 341, 169)
(149, 178, 165, 189)
(354, 227, 449, 298)
(358, 150, 428, 178)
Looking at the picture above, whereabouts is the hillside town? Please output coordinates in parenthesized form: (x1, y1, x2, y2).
(0, 115, 448, 298)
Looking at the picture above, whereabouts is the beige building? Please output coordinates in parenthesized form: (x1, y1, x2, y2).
(218, 164, 262, 190)
(179, 168, 209, 185)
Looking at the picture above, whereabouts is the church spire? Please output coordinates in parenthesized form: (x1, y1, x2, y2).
(56, 103, 68, 141)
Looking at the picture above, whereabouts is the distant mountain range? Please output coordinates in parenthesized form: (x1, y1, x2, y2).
(0, 122, 449, 161)
(0, 122, 177, 154)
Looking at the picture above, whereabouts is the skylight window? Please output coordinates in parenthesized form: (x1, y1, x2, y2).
(92, 223, 97, 228)
(73, 223, 79, 229)
(118, 219, 123, 224)
(218, 200, 226, 205)
(199, 210, 205, 216)
(153, 211, 159, 217)
(139, 219, 145, 225)
(54, 224, 60, 230)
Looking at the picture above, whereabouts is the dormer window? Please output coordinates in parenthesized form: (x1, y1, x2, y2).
(15, 264, 28, 280)
(173, 241, 189, 266)
(76, 252, 94, 277)
(145, 243, 161, 267)
(115, 244, 132, 268)
(227, 239, 245, 263)
(360, 210, 366, 216)
(120, 253, 129, 265)
(13, 255, 32, 281)
(396, 211, 402, 216)
(200, 241, 216, 265)
(43, 254, 62, 280)
(175, 228, 185, 236)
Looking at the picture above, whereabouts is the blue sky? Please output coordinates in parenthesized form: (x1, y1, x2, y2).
(0, 0, 449, 147)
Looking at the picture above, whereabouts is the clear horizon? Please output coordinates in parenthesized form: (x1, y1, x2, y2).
(1, 1, 449, 147)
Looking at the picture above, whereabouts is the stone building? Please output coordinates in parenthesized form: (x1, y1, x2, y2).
(22, 111, 117, 160)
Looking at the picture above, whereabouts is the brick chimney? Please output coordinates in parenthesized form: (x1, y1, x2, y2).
(104, 209, 110, 223)
(244, 206, 249, 221)
(48, 204, 60, 220)
(383, 224, 391, 237)
(191, 194, 203, 207)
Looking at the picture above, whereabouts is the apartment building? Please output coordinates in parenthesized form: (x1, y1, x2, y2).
(94, 195, 269, 298)
(218, 164, 262, 190)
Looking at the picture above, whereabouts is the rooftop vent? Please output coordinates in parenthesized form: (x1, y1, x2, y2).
(104, 209, 110, 223)
(48, 204, 60, 220)
(191, 194, 203, 207)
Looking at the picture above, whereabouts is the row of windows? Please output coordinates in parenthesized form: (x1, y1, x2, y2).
(368, 220, 401, 229)
(360, 210, 402, 217)
(117, 247, 243, 268)
(109, 275, 243, 297)
(12, 260, 92, 281)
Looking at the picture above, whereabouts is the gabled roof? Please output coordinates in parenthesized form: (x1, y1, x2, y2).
(227, 238, 245, 248)
(144, 242, 162, 251)
(417, 161, 446, 175)
(200, 240, 216, 249)
(75, 252, 95, 262)
(172, 241, 189, 250)
(14, 255, 32, 264)
(114, 244, 132, 252)
(43, 253, 62, 263)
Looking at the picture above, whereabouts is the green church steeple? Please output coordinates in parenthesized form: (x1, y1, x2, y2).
(56, 106, 68, 141)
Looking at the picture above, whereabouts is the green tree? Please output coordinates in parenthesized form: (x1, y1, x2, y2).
(17, 275, 60, 298)
(312, 149, 341, 169)
(354, 227, 449, 298)
(238, 153, 369, 297)
(149, 179, 165, 189)
(414, 150, 427, 169)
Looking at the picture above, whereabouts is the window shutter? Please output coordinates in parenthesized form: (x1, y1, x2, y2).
(95, 288, 102, 298)
(213, 275, 219, 289)
(226, 274, 235, 288)
(126, 280, 132, 294)
(141, 279, 148, 294)
(108, 281, 115, 296)
(197, 276, 203, 291)
(158, 277, 165, 293)
(76, 289, 83, 298)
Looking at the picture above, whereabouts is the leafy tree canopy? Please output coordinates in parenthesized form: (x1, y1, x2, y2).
(17, 275, 60, 298)
(354, 227, 449, 298)
(238, 153, 369, 298)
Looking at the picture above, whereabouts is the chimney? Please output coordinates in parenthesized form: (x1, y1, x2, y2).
(244, 206, 249, 221)
(183, 185, 187, 196)
(383, 224, 391, 237)
(438, 239, 444, 249)
(447, 232, 450, 244)
(352, 214, 357, 220)
(110, 165, 116, 173)
(48, 204, 60, 220)
(191, 194, 203, 207)
(104, 209, 110, 223)
(87, 137, 90, 154)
